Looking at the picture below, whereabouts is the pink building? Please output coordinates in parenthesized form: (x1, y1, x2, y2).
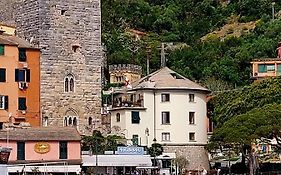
(0, 127, 81, 174)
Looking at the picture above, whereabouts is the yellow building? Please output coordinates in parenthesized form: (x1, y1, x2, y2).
(109, 64, 142, 84)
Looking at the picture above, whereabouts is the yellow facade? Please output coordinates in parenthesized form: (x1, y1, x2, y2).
(109, 64, 142, 84)
(0, 23, 16, 35)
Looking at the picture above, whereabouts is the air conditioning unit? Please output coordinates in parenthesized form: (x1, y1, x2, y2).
(18, 82, 28, 90)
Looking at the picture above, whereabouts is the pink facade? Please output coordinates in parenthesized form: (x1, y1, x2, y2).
(0, 140, 80, 162)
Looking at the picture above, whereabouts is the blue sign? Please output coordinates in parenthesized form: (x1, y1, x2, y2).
(116, 146, 144, 155)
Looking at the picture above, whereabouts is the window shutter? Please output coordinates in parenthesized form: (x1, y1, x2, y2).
(18, 48, 27, 62)
(15, 69, 19, 82)
(17, 142, 25, 160)
(0, 45, 4, 55)
(0, 69, 6, 82)
(26, 69, 30, 82)
(4, 96, 8, 110)
(18, 98, 27, 110)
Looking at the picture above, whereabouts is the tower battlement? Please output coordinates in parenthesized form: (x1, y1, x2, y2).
(109, 64, 142, 74)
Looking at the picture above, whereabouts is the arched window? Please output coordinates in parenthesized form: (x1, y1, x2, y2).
(64, 117, 68, 126)
(68, 117, 72, 125)
(73, 117, 77, 126)
(69, 77, 74, 92)
(65, 109, 79, 128)
(65, 78, 69, 92)
(64, 74, 75, 92)
(116, 113, 120, 122)
(88, 117, 92, 126)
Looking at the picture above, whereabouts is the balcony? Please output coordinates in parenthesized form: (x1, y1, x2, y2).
(112, 99, 144, 108)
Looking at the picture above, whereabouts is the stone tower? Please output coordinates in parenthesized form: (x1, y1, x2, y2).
(9, 0, 102, 135)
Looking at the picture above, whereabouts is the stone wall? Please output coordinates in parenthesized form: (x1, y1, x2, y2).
(163, 145, 210, 171)
(1, 0, 103, 135)
(0, 0, 17, 26)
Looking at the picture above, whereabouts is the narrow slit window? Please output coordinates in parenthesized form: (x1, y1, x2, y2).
(61, 10, 67, 15)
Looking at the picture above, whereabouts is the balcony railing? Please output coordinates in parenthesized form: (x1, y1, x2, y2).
(112, 99, 144, 108)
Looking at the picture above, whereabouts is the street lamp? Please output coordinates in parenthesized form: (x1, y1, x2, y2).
(153, 138, 157, 175)
(95, 139, 98, 175)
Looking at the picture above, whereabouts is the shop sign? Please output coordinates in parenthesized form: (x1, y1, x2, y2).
(116, 146, 144, 155)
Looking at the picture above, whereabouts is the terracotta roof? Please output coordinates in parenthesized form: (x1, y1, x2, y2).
(0, 127, 81, 141)
(0, 34, 37, 49)
(132, 67, 209, 92)
(251, 58, 281, 62)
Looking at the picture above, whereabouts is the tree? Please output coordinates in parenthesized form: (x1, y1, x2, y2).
(82, 130, 125, 154)
(148, 143, 163, 157)
(211, 104, 281, 175)
(209, 78, 281, 175)
(82, 130, 105, 154)
(148, 142, 163, 167)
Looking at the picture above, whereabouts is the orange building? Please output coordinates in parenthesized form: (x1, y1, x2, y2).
(251, 58, 281, 81)
(0, 30, 40, 128)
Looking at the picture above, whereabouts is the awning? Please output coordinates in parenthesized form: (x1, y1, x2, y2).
(82, 155, 152, 167)
(7, 165, 81, 173)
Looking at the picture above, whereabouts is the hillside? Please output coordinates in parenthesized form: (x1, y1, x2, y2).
(201, 19, 256, 41)
(102, 0, 281, 91)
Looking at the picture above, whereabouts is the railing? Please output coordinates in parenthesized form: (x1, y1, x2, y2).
(112, 99, 144, 108)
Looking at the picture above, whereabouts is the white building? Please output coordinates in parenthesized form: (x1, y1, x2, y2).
(110, 67, 210, 171)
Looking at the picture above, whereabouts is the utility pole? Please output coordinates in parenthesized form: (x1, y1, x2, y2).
(161, 43, 166, 68)
(272, 2, 276, 20)
(146, 46, 152, 75)
(160, 42, 174, 68)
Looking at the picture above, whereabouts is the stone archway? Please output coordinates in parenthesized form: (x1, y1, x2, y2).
(64, 108, 79, 129)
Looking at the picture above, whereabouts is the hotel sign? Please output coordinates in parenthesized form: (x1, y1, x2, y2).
(116, 146, 144, 155)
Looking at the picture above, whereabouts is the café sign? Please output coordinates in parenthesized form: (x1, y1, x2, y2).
(34, 142, 50, 154)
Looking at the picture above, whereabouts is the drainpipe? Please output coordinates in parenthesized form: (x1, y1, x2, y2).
(153, 90, 156, 141)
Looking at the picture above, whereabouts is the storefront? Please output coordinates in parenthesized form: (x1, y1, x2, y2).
(7, 164, 81, 175)
(82, 154, 152, 175)
(82, 146, 152, 175)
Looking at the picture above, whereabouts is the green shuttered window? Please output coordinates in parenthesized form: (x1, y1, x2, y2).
(18, 97, 27, 110)
(19, 48, 27, 62)
(17, 142, 25, 160)
(0, 45, 4, 55)
(131, 111, 140, 124)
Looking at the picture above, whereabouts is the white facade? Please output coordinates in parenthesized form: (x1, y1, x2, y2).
(110, 89, 208, 147)
(109, 67, 209, 149)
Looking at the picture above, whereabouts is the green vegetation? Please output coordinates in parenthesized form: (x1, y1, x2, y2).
(102, 0, 281, 90)
(81, 130, 125, 153)
(208, 78, 281, 174)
